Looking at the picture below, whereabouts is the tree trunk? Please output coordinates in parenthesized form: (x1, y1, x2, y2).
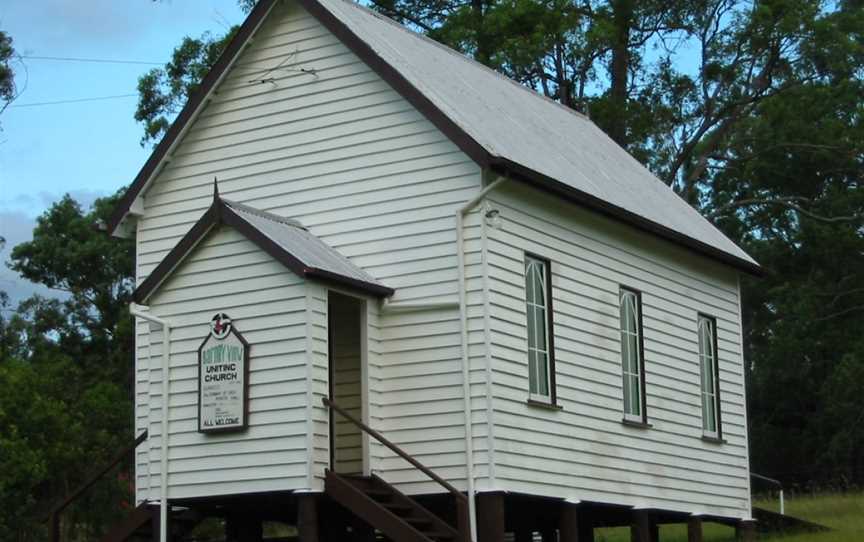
(609, 0, 633, 146)
(472, 0, 490, 65)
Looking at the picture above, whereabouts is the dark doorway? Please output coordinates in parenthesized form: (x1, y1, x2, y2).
(327, 291, 364, 474)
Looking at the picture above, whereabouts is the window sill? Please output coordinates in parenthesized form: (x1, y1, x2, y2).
(527, 398, 563, 411)
(621, 418, 652, 429)
(701, 434, 726, 445)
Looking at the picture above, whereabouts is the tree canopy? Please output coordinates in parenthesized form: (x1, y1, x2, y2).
(0, 193, 135, 540)
(0, 29, 19, 117)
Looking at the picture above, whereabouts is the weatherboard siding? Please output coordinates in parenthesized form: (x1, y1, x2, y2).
(363, 211, 488, 495)
(140, 227, 312, 500)
(484, 183, 750, 518)
(129, 0, 750, 513)
(133, 0, 482, 499)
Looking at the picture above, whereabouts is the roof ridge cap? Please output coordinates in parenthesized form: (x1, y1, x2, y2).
(331, 0, 591, 124)
(222, 198, 306, 229)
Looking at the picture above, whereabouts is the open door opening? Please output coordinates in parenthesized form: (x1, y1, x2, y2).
(327, 291, 365, 475)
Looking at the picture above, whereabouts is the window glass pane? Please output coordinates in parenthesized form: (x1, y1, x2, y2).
(703, 395, 716, 432)
(528, 349, 538, 394)
(534, 306, 547, 350)
(536, 351, 549, 396)
(626, 333, 639, 373)
(704, 357, 715, 391)
(525, 262, 536, 302)
(527, 307, 537, 349)
(629, 375, 641, 416)
(622, 373, 632, 413)
(534, 262, 546, 305)
(623, 294, 637, 333)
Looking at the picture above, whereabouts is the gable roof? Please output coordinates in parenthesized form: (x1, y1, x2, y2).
(133, 189, 394, 303)
(109, 0, 761, 276)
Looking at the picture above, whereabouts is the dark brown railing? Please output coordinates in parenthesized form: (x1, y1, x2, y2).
(47, 431, 148, 542)
(323, 397, 470, 542)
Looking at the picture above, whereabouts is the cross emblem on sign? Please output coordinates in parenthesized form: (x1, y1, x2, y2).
(210, 313, 232, 340)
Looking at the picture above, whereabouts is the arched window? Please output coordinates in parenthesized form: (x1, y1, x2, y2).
(619, 288, 646, 422)
(698, 315, 722, 437)
(525, 255, 554, 402)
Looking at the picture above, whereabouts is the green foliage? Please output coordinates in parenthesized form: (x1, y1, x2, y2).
(135, 0, 258, 145)
(596, 493, 864, 541)
(135, 30, 237, 145)
(0, 29, 18, 115)
(0, 192, 135, 540)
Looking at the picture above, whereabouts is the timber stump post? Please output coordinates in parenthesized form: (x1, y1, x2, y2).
(477, 492, 506, 542)
(736, 520, 756, 542)
(630, 510, 657, 542)
(297, 493, 320, 542)
(226, 511, 262, 542)
(687, 517, 704, 542)
(558, 503, 578, 542)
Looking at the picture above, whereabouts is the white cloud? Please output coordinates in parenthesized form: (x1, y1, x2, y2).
(0, 209, 61, 308)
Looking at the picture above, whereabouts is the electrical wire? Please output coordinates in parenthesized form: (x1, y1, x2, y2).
(10, 94, 138, 108)
(20, 55, 162, 66)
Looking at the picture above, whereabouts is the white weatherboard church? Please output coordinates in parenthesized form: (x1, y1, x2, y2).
(102, 0, 761, 540)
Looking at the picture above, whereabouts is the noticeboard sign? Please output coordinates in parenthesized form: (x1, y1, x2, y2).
(198, 313, 249, 433)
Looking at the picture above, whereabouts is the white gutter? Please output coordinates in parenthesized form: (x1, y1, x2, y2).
(456, 176, 508, 542)
(380, 298, 459, 313)
(129, 303, 171, 542)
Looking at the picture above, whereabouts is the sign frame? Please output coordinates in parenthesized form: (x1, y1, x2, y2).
(197, 314, 250, 434)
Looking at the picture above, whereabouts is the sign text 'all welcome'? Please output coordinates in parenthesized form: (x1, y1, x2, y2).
(198, 313, 249, 433)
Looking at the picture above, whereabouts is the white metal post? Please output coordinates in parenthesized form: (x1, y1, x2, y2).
(130, 303, 171, 542)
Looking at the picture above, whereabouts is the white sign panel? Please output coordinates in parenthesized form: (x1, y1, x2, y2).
(198, 313, 249, 433)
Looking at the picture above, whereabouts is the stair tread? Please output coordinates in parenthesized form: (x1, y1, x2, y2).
(326, 470, 461, 542)
(383, 502, 412, 510)
(422, 531, 456, 539)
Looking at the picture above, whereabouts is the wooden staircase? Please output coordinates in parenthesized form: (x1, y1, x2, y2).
(96, 504, 202, 542)
(322, 397, 470, 542)
(325, 471, 459, 542)
(98, 504, 154, 542)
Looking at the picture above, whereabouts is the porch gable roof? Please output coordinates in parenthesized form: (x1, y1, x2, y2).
(133, 187, 394, 303)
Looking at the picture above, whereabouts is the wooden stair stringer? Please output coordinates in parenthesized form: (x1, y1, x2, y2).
(368, 473, 460, 540)
(325, 470, 450, 542)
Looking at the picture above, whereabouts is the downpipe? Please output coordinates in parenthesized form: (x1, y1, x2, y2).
(129, 303, 171, 542)
(456, 175, 508, 542)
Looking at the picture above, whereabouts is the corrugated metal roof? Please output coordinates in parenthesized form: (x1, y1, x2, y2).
(314, 0, 757, 268)
(133, 194, 393, 303)
(223, 199, 389, 291)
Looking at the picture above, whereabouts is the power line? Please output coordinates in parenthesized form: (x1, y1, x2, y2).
(11, 94, 138, 108)
(20, 55, 163, 66)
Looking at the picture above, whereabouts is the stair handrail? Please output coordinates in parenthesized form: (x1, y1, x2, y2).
(46, 430, 148, 542)
(323, 397, 470, 541)
(751, 472, 785, 515)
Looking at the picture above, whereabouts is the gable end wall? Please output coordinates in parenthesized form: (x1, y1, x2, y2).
(134, 0, 485, 500)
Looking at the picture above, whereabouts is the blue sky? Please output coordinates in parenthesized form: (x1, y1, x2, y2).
(0, 0, 247, 305)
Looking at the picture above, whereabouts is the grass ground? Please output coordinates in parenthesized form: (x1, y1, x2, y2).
(593, 493, 864, 542)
